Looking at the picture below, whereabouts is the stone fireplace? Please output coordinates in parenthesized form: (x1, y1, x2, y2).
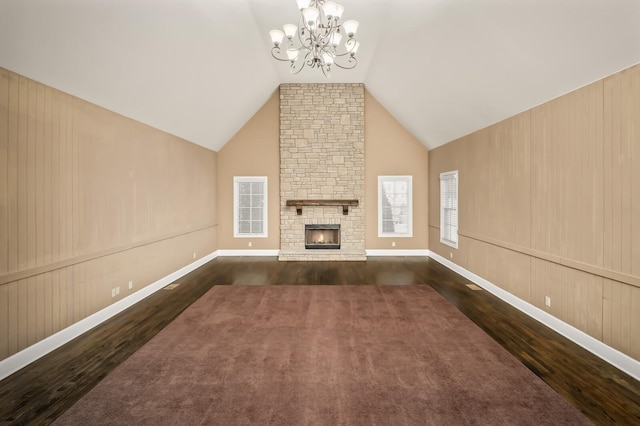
(279, 83, 366, 261)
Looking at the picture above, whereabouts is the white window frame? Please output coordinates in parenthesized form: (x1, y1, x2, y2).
(378, 175, 413, 238)
(440, 170, 458, 249)
(233, 176, 268, 238)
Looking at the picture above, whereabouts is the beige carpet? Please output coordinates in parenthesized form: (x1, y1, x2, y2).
(55, 285, 589, 425)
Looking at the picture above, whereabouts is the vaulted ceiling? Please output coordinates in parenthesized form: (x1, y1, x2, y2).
(1, 0, 639, 151)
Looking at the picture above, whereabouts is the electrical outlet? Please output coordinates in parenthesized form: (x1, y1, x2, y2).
(116, 286, 120, 296)
(449, 252, 453, 259)
(128, 280, 133, 290)
(193, 252, 196, 259)
(248, 241, 252, 247)
(544, 296, 551, 307)
(111, 288, 116, 298)
(391, 242, 396, 247)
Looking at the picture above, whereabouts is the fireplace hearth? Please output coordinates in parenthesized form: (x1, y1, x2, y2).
(305, 224, 340, 249)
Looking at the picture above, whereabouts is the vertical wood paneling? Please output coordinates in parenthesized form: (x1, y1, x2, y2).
(59, 267, 68, 330)
(530, 259, 603, 340)
(0, 283, 7, 359)
(52, 269, 60, 334)
(43, 86, 53, 266)
(17, 76, 28, 271)
(0, 66, 217, 363)
(64, 266, 74, 330)
(60, 92, 72, 262)
(43, 273, 53, 337)
(7, 73, 19, 273)
(530, 82, 604, 266)
(429, 64, 640, 361)
(35, 274, 45, 341)
(0, 69, 8, 275)
(467, 239, 531, 302)
(26, 276, 36, 347)
(466, 113, 531, 247)
(603, 279, 640, 360)
(69, 98, 82, 258)
(51, 89, 60, 264)
(603, 65, 640, 277)
(632, 72, 640, 279)
(72, 263, 84, 323)
(601, 65, 640, 360)
(71, 98, 80, 258)
(7, 281, 18, 354)
(35, 82, 45, 267)
(602, 75, 615, 272)
(27, 80, 37, 269)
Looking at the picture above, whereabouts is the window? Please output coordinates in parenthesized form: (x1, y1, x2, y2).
(440, 171, 458, 248)
(378, 176, 412, 237)
(234, 176, 267, 238)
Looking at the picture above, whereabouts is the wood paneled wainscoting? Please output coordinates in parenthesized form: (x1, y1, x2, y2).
(428, 62, 640, 366)
(0, 67, 218, 366)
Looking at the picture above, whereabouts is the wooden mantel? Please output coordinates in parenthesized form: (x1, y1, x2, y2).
(286, 199, 359, 215)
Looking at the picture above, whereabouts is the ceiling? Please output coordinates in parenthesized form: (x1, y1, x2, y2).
(1, 0, 639, 152)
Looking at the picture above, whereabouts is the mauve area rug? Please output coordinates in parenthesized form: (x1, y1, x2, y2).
(55, 285, 589, 425)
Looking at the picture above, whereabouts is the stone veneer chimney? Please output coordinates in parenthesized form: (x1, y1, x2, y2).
(279, 83, 366, 261)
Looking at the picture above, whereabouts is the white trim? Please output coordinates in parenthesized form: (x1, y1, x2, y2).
(427, 251, 640, 382)
(378, 175, 413, 238)
(233, 176, 268, 238)
(217, 249, 280, 257)
(0, 251, 219, 382)
(366, 249, 429, 256)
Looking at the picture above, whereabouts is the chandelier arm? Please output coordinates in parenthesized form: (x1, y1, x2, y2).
(291, 61, 306, 75)
(297, 14, 306, 44)
(332, 56, 357, 70)
(271, 46, 292, 62)
(333, 37, 358, 58)
(317, 19, 334, 44)
(297, 49, 317, 74)
(296, 15, 314, 52)
(333, 50, 356, 58)
(301, 50, 316, 72)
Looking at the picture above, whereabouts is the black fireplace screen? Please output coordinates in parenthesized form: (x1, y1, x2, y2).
(305, 224, 340, 249)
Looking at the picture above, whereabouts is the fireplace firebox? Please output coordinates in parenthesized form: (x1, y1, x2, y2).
(305, 224, 340, 249)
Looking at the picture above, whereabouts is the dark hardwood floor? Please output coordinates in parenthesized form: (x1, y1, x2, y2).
(1, 257, 639, 425)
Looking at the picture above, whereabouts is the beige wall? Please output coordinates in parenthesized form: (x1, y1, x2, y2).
(365, 92, 429, 250)
(428, 63, 640, 361)
(0, 68, 218, 362)
(217, 87, 428, 253)
(217, 90, 280, 250)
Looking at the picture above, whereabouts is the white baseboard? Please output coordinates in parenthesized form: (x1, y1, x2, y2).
(216, 249, 280, 257)
(0, 251, 219, 382)
(428, 251, 640, 382)
(218, 249, 431, 257)
(366, 249, 430, 257)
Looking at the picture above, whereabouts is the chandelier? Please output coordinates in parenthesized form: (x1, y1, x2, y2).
(269, 0, 360, 77)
